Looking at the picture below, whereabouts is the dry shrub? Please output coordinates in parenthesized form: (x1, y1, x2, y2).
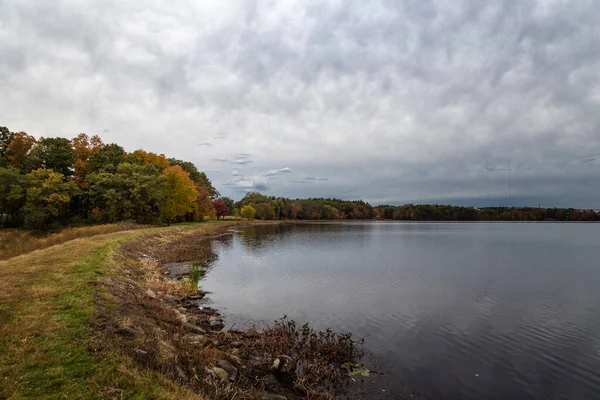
(249, 316, 364, 395)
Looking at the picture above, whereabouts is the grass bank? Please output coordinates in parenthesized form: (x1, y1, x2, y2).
(0, 222, 233, 399)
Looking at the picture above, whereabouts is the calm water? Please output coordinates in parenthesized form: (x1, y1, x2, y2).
(201, 222, 600, 399)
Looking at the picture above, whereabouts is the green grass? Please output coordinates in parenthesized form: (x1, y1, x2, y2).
(0, 223, 231, 399)
(188, 262, 202, 292)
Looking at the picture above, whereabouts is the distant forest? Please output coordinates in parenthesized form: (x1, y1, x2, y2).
(1, 126, 598, 230)
(232, 192, 599, 222)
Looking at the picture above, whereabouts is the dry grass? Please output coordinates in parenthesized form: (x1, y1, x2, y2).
(0, 222, 146, 260)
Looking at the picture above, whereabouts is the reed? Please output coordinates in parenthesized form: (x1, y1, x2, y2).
(188, 262, 202, 292)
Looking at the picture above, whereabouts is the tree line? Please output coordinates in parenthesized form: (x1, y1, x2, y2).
(0, 126, 219, 229)
(375, 204, 600, 221)
(217, 192, 599, 222)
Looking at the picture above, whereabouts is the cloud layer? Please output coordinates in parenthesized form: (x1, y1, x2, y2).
(1, 0, 599, 206)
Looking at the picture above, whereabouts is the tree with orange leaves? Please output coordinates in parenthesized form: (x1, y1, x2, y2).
(71, 133, 103, 182)
(6, 132, 36, 172)
(192, 183, 214, 221)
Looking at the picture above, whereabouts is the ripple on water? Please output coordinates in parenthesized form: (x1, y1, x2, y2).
(201, 223, 600, 400)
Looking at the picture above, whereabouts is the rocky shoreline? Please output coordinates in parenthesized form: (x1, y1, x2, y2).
(157, 288, 299, 399)
(96, 225, 365, 400)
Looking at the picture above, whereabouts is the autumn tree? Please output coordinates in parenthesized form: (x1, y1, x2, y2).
(212, 198, 229, 219)
(160, 165, 198, 224)
(23, 169, 79, 230)
(168, 158, 219, 198)
(5, 132, 36, 172)
(254, 202, 275, 220)
(192, 183, 214, 221)
(221, 197, 234, 215)
(270, 198, 285, 219)
(323, 204, 341, 219)
(240, 205, 256, 219)
(126, 149, 170, 168)
(373, 208, 381, 219)
(71, 133, 103, 182)
(286, 202, 302, 219)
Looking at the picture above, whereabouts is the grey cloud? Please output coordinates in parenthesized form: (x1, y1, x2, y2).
(232, 159, 253, 165)
(1, 0, 599, 206)
(264, 167, 292, 176)
(229, 175, 270, 192)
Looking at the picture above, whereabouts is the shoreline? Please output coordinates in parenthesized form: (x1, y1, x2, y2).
(98, 222, 365, 399)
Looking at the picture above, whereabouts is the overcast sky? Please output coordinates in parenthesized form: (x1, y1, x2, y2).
(1, 0, 599, 207)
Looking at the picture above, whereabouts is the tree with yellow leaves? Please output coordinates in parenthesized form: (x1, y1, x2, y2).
(160, 165, 198, 224)
(126, 149, 170, 168)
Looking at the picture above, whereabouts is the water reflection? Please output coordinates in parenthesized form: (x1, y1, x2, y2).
(237, 222, 373, 254)
(201, 222, 600, 400)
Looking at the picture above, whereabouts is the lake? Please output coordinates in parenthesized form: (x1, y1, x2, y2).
(200, 222, 600, 399)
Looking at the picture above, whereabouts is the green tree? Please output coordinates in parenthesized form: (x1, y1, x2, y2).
(240, 205, 256, 219)
(0, 126, 15, 167)
(236, 191, 270, 208)
(89, 143, 125, 173)
(0, 167, 26, 225)
(86, 163, 163, 224)
(25, 137, 75, 177)
(160, 165, 198, 224)
(23, 169, 79, 230)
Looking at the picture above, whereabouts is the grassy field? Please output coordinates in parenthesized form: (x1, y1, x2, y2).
(0, 223, 232, 400)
